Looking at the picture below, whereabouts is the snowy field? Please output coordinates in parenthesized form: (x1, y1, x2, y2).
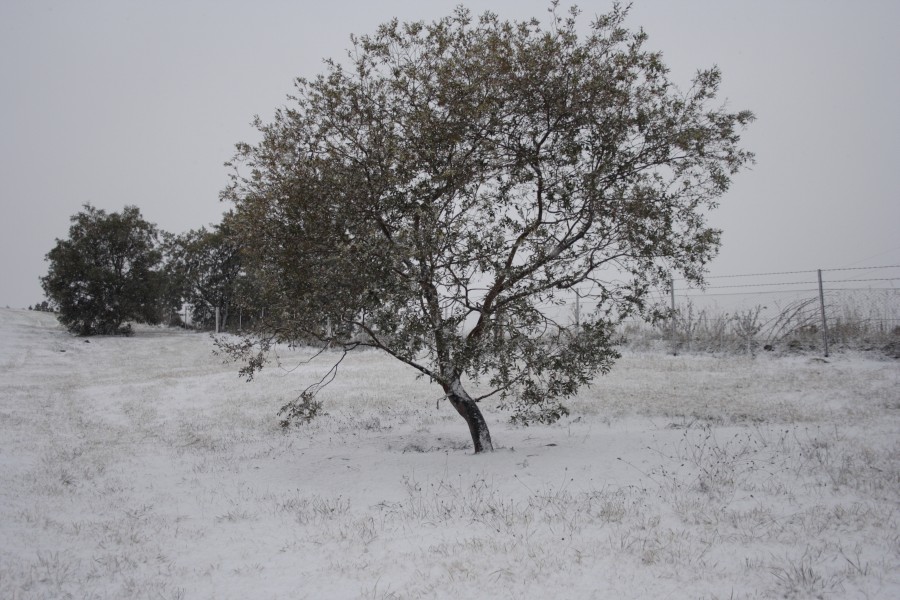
(1, 308, 898, 599)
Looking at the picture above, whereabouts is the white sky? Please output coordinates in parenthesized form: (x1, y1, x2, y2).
(1, 0, 898, 309)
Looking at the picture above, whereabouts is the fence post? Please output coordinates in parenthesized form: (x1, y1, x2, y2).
(215, 306, 220, 334)
(670, 276, 677, 356)
(817, 269, 829, 357)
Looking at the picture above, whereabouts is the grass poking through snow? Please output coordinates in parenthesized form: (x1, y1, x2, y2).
(0, 309, 898, 598)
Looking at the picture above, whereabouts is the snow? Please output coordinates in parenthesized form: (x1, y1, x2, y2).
(1, 307, 898, 599)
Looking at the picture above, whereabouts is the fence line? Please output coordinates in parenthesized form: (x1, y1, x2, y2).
(675, 277, 900, 292)
(544, 264, 899, 356)
(672, 264, 900, 281)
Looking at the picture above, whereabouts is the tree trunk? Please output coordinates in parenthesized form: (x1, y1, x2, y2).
(444, 380, 494, 453)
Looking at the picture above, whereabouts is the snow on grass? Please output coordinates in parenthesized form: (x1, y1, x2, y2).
(0, 308, 898, 599)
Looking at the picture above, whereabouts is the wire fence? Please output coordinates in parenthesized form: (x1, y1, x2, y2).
(187, 263, 899, 357)
(555, 264, 900, 356)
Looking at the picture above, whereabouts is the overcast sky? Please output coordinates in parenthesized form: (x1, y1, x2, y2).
(2, 0, 898, 309)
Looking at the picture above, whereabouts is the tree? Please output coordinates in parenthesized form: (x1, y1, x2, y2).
(41, 204, 164, 335)
(221, 4, 754, 452)
(29, 300, 53, 312)
(164, 217, 242, 331)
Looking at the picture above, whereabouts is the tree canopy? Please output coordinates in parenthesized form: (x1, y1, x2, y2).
(41, 204, 164, 336)
(164, 217, 243, 331)
(221, 3, 754, 452)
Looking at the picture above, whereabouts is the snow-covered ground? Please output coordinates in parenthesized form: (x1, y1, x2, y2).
(1, 308, 898, 599)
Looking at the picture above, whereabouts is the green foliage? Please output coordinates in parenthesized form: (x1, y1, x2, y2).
(278, 391, 326, 428)
(499, 321, 620, 424)
(29, 300, 54, 312)
(222, 3, 754, 427)
(41, 204, 164, 336)
(164, 216, 243, 331)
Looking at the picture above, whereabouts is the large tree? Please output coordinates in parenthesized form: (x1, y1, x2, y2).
(164, 217, 242, 331)
(41, 204, 164, 335)
(221, 4, 754, 452)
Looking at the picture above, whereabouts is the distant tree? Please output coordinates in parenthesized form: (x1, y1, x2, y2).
(41, 204, 164, 335)
(164, 217, 242, 331)
(221, 4, 754, 452)
(29, 300, 54, 312)
(230, 264, 269, 332)
(156, 263, 188, 327)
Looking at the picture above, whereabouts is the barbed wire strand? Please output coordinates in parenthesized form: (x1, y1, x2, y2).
(673, 264, 899, 283)
(823, 264, 900, 273)
(674, 277, 900, 292)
